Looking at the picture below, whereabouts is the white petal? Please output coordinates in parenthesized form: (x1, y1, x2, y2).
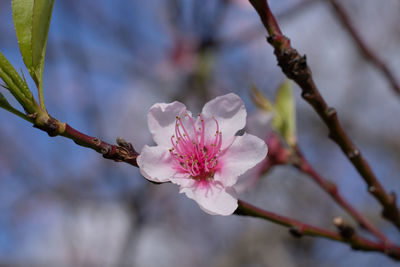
(137, 145, 177, 183)
(147, 101, 187, 147)
(181, 182, 238, 215)
(233, 159, 266, 193)
(246, 110, 273, 140)
(201, 93, 246, 149)
(214, 133, 268, 187)
(170, 176, 195, 188)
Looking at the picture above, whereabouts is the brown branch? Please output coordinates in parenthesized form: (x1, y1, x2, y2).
(261, 134, 388, 242)
(248, 0, 400, 231)
(34, 116, 138, 167)
(235, 200, 400, 260)
(328, 0, 400, 97)
(293, 145, 388, 243)
(29, 109, 400, 259)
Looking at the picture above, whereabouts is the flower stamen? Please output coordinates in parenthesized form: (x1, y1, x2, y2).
(170, 114, 222, 181)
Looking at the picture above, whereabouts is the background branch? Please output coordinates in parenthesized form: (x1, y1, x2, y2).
(293, 145, 388, 242)
(235, 200, 400, 260)
(248, 0, 400, 231)
(328, 0, 400, 97)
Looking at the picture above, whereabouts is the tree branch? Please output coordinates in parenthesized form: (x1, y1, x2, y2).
(235, 200, 400, 260)
(248, 0, 400, 231)
(33, 116, 138, 167)
(28, 107, 400, 259)
(293, 145, 388, 243)
(328, 0, 400, 97)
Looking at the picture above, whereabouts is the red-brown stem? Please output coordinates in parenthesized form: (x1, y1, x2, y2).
(60, 124, 139, 166)
(30, 113, 400, 258)
(294, 147, 389, 243)
(262, 133, 387, 242)
(249, 0, 281, 36)
(248, 0, 400, 231)
(235, 200, 400, 260)
(34, 117, 139, 167)
(329, 0, 400, 97)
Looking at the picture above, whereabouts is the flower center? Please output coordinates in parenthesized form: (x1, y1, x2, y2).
(169, 113, 222, 181)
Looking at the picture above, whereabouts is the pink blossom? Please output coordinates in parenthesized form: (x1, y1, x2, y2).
(137, 93, 268, 215)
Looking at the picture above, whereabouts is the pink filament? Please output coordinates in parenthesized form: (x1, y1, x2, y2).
(169, 113, 222, 180)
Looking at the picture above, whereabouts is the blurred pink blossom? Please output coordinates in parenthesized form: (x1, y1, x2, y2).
(137, 93, 267, 215)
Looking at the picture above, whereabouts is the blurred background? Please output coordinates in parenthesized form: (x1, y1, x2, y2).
(0, 0, 400, 266)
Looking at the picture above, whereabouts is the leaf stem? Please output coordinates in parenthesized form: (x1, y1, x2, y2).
(33, 72, 46, 111)
(1, 105, 33, 122)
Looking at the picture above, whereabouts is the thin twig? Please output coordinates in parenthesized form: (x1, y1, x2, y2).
(235, 200, 400, 260)
(33, 117, 138, 167)
(260, 133, 388, 242)
(294, 145, 388, 243)
(328, 0, 400, 97)
(248, 0, 400, 231)
(24, 102, 400, 259)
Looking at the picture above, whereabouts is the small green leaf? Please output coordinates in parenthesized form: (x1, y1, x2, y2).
(273, 81, 296, 146)
(0, 52, 32, 98)
(0, 91, 13, 109)
(0, 51, 35, 112)
(12, 0, 54, 86)
(12, 0, 34, 75)
(31, 0, 55, 84)
(0, 91, 31, 121)
(251, 85, 274, 112)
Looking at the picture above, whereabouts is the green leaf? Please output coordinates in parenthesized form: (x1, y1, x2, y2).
(0, 91, 31, 121)
(251, 85, 274, 112)
(31, 0, 55, 84)
(12, 0, 55, 86)
(0, 51, 35, 113)
(0, 91, 13, 109)
(273, 81, 297, 146)
(12, 0, 34, 75)
(0, 51, 32, 99)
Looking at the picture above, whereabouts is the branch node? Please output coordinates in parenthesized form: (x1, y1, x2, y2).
(301, 91, 315, 100)
(116, 137, 129, 147)
(368, 186, 377, 194)
(27, 112, 37, 119)
(33, 117, 60, 137)
(100, 147, 110, 155)
(325, 107, 337, 118)
(382, 192, 399, 221)
(93, 137, 101, 146)
(347, 149, 360, 159)
(289, 226, 303, 238)
(333, 217, 355, 239)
